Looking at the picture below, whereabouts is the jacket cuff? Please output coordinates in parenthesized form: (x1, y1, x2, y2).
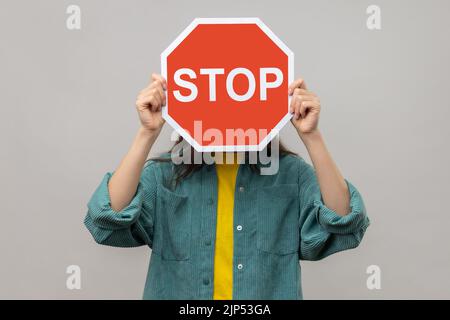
(86, 172, 144, 230)
(315, 181, 370, 234)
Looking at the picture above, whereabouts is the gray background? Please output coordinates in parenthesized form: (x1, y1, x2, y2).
(1, 0, 449, 299)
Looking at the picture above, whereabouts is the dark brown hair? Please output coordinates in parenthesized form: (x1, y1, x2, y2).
(148, 137, 297, 185)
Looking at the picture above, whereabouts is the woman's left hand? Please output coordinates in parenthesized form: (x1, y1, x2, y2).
(288, 78, 321, 136)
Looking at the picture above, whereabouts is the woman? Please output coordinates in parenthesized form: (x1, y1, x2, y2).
(85, 73, 370, 299)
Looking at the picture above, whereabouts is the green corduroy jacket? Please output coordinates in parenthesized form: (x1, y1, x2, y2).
(84, 154, 370, 299)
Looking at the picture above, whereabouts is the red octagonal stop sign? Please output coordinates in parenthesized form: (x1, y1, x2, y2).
(161, 18, 294, 152)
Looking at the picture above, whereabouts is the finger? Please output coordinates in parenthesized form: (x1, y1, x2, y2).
(288, 78, 308, 95)
(145, 86, 164, 106)
(151, 73, 167, 89)
(142, 90, 162, 106)
(291, 101, 299, 120)
(150, 80, 167, 99)
(300, 100, 319, 118)
(290, 94, 313, 116)
(293, 88, 315, 97)
(289, 95, 296, 114)
(142, 93, 161, 112)
(151, 94, 163, 112)
(295, 106, 301, 120)
(299, 101, 307, 119)
(153, 85, 166, 106)
(291, 97, 301, 120)
(290, 94, 301, 114)
(146, 85, 163, 101)
(140, 85, 162, 103)
(149, 78, 164, 91)
(295, 94, 316, 102)
(139, 87, 152, 96)
(154, 96, 164, 112)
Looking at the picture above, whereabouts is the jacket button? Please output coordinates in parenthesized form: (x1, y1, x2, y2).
(237, 264, 243, 270)
(239, 186, 245, 192)
(236, 225, 243, 231)
(203, 278, 210, 285)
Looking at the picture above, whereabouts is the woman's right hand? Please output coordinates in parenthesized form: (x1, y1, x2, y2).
(135, 73, 167, 133)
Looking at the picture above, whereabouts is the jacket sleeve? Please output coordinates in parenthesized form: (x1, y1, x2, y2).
(298, 159, 370, 261)
(84, 162, 157, 248)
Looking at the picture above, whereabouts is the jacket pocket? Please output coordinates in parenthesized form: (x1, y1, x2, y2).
(256, 184, 299, 255)
(156, 185, 190, 261)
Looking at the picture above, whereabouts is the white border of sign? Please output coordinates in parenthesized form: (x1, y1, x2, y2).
(161, 17, 294, 152)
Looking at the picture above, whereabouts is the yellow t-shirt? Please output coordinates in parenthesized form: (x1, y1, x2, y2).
(213, 157, 239, 300)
